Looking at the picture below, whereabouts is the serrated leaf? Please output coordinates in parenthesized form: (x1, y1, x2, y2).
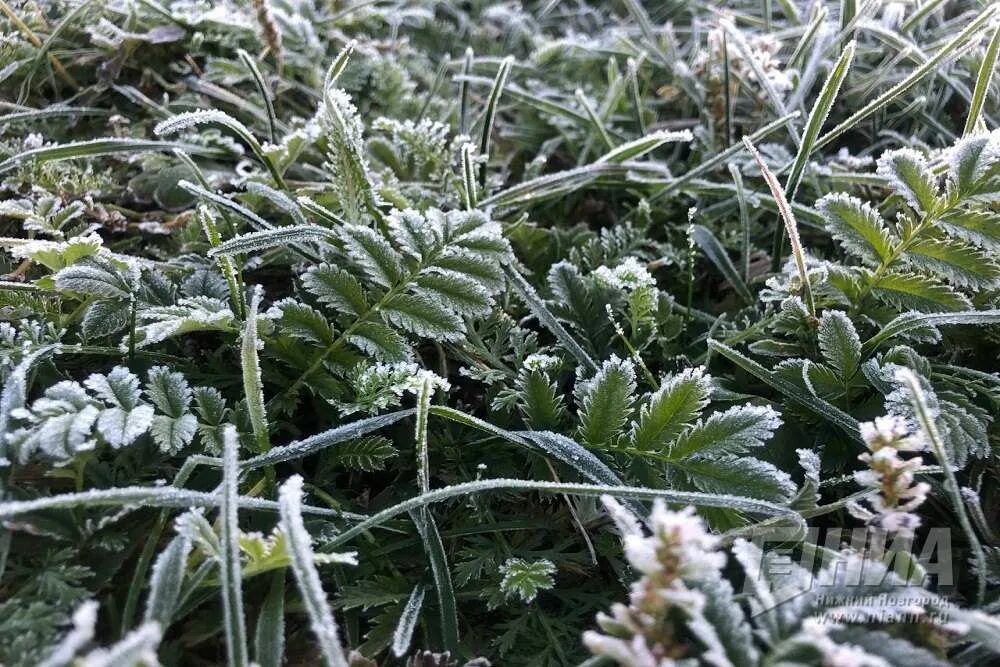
(272, 299, 336, 346)
(876, 148, 940, 213)
(381, 293, 463, 340)
(669, 404, 782, 459)
(498, 558, 556, 603)
(938, 208, 1000, 251)
(817, 310, 861, 379)
(903, 237, 1000, 289)
(146, 366, 192, 417)
(346, 321, 411, 362)
(82, 299, 130, 339)
(133, 297, 236, 349)
(302, 264, 369, 316)
(54, 259, 133, 298)
(330, 436, 398, 472)
(872, 270, 972, 312)
(414, 271, 493, 316)
(151, 413, 197, 455)
(676, 454, 795, 503)
(344, 225, 403, 289)
(630, 367, 712, 452)
(96, 405, 154, 448)
(947, 130, 1000, 199)
(576, 356, 636, 448)
(85, 366, 142, 409)
(816, 193, 894, 263)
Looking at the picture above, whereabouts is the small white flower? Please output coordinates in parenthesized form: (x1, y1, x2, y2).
(523, 352, 561, 372)
(594, 257, 656, 292)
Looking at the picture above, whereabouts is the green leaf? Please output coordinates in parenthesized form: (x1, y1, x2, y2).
(669, 405, 782, 459)
(219, 425, 249, 667)
(329, 436, 398, 472)
(675, 454, 795, 503)
(629, 367, 712, 452)
(499, 558, 556, 603)
(346, 321, 411, 362)
(254, 572, 286, 667)
(381, 293, 463, 340)
(817, 310, 861, 379)
(271, 299, 336, 346)
(147, 366, 196, 454)
(876, 148, 940, 213)
(938, 208, 1000, 251)
(576, 356, 636, 448)
(210, 225, 337, 257)
(871, 270, 972, 312)
(816, 192, 894, 263)
(302, 264, 369, 317)
(343, 225, 404, 289)
(861, 309, 1000, 353)
(414, 271, 493, 316)
(903, 237, 1000, 289)
(54, 259, 133, 299)
(947, 131, 1000, 200)
(0, 138, 223, 175)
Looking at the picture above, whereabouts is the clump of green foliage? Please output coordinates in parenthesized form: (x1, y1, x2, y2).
(1, 0, 1000, 665)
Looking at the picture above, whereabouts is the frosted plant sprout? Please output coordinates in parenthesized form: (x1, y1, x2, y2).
(2, 1, 1000, 666)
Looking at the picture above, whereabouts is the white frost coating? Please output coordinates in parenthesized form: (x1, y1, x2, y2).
(219, 425, 248, 667)
(391, 585, 425, 657)
(38, 600, 98, 667)
(278, 475, 349, 667)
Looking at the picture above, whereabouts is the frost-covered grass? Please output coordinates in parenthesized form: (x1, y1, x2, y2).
(1, 0, 1000, 665)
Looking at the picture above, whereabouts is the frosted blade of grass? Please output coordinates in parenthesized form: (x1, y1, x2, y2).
(143, 533, 191, 629)
(209, 225, 337, 257)
(242, 410, 414, 469)
(505, 265, 598, 372)
(79, 622, 162, 667)
(575, 88, 615, 150)
(709, 340, 862, 444)
(254, 571, 285, 667)
(198, 206, 245, 319)
(458, 47, 474, 135)
(0, 486, 351, 520)
(816, 4, 998, 151)
(784, 41, 856, 201)
(900, 0, 948, 32)
(323, 478, 802, 550)
(180, 180, 273, 231)
(220, 425, 249, 667)
(278, 475, 349, 667)
(720, 18, 800, 146)
(0, 139, 223, 175)
(38, 601, 97, 667)
(415, 375, 433, 495)
(456, 75, 591, 125)
(895, 368, 986, 603)
(155, 109, 287, 188)
(461, 143, 478, 209)
(861, 310, 1000, 353)
(689, 224, 754, 305)
(324, 39, 356, 91)
(478, 56, 513, 188)
(729, 164, 752, 282)
(392, 585, 425, 657)
(481, 162, 664, 209)
(596, 129, 692, 163)
(743, 137, 815, 316)
(646, 112, 799, 205)
(626, 57, 646, 134)
(237, 49, 277, 144)
(789, 6, 827, 69)
(242, 286, 270, 452)
(0, 106, 108, 124)
(244, 182, 307, 226)
(411, 509, 459, 654)
(963, 22, 1000, 136)
(298, 196, 347, 227)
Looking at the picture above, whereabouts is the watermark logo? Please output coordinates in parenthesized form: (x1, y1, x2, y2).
(740, 526, 955, 623)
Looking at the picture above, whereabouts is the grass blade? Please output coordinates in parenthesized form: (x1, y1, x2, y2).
(242, 286, 270, 452)
(963, 21, 1000, 136)
(0, 139, 223, 175)
(220, 425, 249, 667)
(237, 48, 278, 144)
(254, 571, 286, 667)
(210, 225, 337, 257)
(478, 56, 513, 188)
(743, 137, 815, 316)
(689, 224, 754, 305)
(279, 475, 350, 667)
(143, 533, 192, 629)
(392, 585, 425, 657)
(816, 4, 998, 150)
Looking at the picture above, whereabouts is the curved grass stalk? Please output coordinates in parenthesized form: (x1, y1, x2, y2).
(219, 425, 248, 667)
